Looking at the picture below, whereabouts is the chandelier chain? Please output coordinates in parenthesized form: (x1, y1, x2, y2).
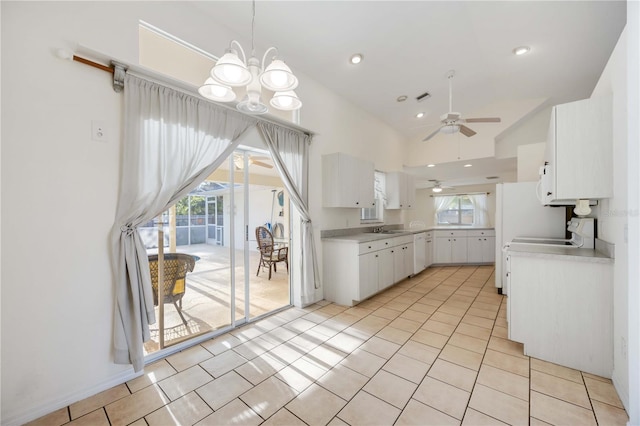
(251, 0, 256, 55)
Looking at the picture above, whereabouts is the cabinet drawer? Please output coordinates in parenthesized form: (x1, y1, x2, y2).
(468, 229, 495, 237)
(393, 235, 414, 246)
(435, 230, 468, 237)
(359, 239, 389, 254)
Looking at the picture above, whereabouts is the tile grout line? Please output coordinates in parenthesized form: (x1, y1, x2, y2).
(51, 265, 626, 426)
(371, 266, 499, 422)
(424, 266, 505, 422)
(325, 266, 468, 425)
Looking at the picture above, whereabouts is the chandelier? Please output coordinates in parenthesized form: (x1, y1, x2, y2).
(198, 1, 301, 114)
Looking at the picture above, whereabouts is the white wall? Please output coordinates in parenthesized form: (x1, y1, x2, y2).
(0, 2, 409, 423)
(590, 30, 630, 411)
(494, 105, 551, 159)
(1, 3, 140, 425)
(626, 3, 640, 424)
(517, 143, 546, 182)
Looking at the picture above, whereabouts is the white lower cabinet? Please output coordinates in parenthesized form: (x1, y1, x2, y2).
(434, 230, 468, 264)
(467, 230, 496, 263)
(323, 236, 414, 306)
(378, 247, 395, 290)
(393, 242, 414, 283)
(425, 233, 433, 268)
(433, 229, 496, 264)
(507, 252, 613, 377)
(357, 251, 379, 300)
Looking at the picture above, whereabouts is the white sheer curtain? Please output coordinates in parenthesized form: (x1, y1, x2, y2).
(433, 195, 451, 224)
(468, 193, 489, 226)
(257, 122, 318, 305)
(111, 74, 255, 371)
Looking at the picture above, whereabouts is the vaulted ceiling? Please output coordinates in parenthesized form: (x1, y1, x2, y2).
(189, 1, 626, 187)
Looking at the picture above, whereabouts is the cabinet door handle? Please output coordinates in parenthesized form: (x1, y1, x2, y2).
(391, 250, 394, 253)
(547, 192, 552, 196)
(375, 254, 378, 258)
(356, 201, 360, 205)
(385, 242, 389, 245)
(368, 246, 372, 249)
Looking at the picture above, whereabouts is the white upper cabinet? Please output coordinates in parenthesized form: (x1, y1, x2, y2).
(322, 153, 375, 208)
(541, 95, 612, 204)
(385, 172, 416, 209)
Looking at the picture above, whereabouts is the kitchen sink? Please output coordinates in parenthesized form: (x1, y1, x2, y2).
(366, 230, 408, 235)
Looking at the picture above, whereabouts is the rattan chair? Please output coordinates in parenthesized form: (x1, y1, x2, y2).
(256, 226, 288, 280)
(148, 253, 196, 326)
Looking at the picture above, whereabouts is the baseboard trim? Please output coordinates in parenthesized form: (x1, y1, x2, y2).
(4, 368, 141, 426)
(612, 368, 630, 413)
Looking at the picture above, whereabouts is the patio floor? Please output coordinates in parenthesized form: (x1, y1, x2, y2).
(144, 243, 290, 353)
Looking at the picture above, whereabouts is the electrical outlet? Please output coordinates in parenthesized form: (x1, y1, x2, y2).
(622, 336, 628, 359)
(92, 120, 108, 142)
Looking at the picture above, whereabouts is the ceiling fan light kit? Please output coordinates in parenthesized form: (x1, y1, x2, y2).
(422, 70, 501, 142)
(441, 124, 460, 134)
(198, 1, 301, 114)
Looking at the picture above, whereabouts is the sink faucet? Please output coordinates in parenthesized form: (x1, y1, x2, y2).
(373, 226, 384, 233)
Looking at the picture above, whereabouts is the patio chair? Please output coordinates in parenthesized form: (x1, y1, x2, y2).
(148, 253, 196, 326)
(256, 226, 288, 280)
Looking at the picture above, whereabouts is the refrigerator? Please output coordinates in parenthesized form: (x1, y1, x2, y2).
(495, 182, 567, 292)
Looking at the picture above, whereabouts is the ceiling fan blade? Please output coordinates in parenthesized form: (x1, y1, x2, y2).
(464, 117, 501, 123)
(459, 124, 477, 137)
(422, 125, 445, 142)
(250, 155, 270, 161)
(233, 156, 244, 170)
(251, 160, 273, 169)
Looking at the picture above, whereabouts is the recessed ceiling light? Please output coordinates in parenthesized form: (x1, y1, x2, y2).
(416, 112, 425, 119)
(397, 95, 408, 102)
(427, 164, 436, 168)
(350, 53, 363, 64)
(513, 46, 531, 56)
(464, 164, 473, 168)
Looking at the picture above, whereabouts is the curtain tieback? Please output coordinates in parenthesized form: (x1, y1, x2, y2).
(120, 224, 136, 236)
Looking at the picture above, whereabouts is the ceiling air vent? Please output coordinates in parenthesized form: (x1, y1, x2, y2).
(416, 92, 431, 102)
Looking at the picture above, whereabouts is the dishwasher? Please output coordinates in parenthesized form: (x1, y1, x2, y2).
(413, 232, 427, 274)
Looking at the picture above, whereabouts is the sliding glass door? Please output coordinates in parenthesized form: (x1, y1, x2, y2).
(143, 146, 291, 354)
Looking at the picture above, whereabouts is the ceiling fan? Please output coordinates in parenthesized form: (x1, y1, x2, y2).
(423, 70, 501, 142)
(428, 179, 454, 193)
(233, 153, 273, 169)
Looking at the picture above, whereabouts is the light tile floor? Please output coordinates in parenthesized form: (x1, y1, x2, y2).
(28, 266, 629, 426)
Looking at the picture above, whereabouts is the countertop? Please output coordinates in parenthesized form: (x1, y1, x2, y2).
(506, 243, 613, 264)
(321, 226, 495, 243)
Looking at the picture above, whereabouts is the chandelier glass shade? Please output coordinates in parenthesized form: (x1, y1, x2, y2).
(198, 78, 236, 102)
(198, 2, 301, 115)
